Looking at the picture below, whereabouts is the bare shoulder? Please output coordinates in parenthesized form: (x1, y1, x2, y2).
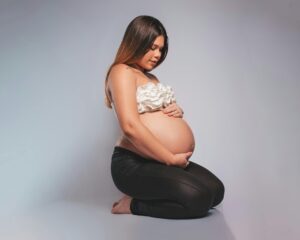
(109, 63, 135, 79)
(108, 64, 137, 88)
(107, 63, 138, 104)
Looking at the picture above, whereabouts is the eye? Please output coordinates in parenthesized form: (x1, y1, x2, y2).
(151, 46, 163, 52)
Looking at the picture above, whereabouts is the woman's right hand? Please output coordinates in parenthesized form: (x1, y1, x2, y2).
(170, 152, 193, 169)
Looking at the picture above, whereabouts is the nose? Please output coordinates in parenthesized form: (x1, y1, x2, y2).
(154, 49, 161, 60)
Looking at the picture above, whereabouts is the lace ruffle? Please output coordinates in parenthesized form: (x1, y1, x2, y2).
(136, 82, 176, 113)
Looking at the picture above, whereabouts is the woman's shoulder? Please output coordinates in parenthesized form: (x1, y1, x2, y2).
(110, 63, 134, 74)
(109, 64, 136, 80)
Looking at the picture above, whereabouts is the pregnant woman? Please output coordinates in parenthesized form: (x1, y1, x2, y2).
(105, 15, 225, 219)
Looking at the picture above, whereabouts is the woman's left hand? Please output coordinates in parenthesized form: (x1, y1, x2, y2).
(162, 103, 184, 118)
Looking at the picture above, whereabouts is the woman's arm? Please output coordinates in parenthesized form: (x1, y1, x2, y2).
(108, 64, 174, 165)
(122, 119, 174, 165)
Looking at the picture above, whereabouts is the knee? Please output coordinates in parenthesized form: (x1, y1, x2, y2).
(183, 186, 213, 217)
(211, 178, 225, 207)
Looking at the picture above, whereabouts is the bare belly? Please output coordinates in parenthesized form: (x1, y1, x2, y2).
(116, 110, 195, 159)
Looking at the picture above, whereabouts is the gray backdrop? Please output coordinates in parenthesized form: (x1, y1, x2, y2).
(1, 0, 299, 239)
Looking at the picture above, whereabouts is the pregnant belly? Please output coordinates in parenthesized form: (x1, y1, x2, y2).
(139, 111, 195, 154)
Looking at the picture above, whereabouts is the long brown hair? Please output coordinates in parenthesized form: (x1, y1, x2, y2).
(104, 15, 169, 108)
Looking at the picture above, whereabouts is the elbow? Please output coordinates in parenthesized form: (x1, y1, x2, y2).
(122, 120, 139, 138)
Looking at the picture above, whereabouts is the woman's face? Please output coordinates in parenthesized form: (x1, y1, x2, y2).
(136, 35, 165, 71)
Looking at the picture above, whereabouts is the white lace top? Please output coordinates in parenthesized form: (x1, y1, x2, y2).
(136, 82, 176, 113)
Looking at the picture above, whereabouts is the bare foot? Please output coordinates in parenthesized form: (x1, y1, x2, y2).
(111, 195, 133, 214)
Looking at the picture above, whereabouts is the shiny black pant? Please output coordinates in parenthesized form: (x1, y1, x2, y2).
(111, 146, 225, 219)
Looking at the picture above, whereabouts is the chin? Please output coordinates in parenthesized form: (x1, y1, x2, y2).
(143, 67, 153, 72)
(146, 65, 157, 71)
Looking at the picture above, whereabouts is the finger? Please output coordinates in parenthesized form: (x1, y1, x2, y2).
(164, 103, 177, 110)
(164, 103, 175, 109)
(163, 107, 176, 113)
(163, 108, 170, 113)
(168, 110, 181, 116)
(167, 112, 177, 117)
(168, 108, 178, 113)
(175, 111, 183, 117)
(171, 112, 182, 118)
(186, 152, 193, 157)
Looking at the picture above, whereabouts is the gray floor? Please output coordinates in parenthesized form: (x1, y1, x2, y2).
(1, 188, 299, 240)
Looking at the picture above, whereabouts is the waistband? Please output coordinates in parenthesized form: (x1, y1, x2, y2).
(112, 146, 157, 164)
(113, 146, 144, 158)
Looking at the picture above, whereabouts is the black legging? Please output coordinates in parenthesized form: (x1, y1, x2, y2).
(111, 146, 225, 219)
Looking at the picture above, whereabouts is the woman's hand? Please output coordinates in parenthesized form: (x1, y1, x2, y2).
(170, 152, 193, 169)
(162, 103, 184, 118)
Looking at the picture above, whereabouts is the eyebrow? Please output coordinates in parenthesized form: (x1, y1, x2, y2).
(152, 44, 164, 49)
